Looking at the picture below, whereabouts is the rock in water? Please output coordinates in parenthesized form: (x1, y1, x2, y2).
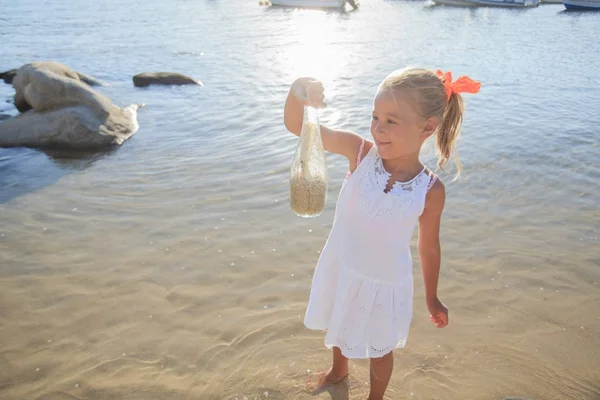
(75, 72, 105, 87)
(133, 72, 203, 87)
(0, 63, 139, 149)
(1, 62, 104, 87)
(0, 69, 18, 84)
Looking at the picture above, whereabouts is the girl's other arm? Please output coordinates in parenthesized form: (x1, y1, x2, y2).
(418, 179, 449, 328)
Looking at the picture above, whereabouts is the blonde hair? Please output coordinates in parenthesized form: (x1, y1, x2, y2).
(378, 67, 466, 176)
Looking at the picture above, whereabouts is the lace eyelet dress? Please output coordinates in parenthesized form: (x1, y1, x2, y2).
(303, 139, 438, 359)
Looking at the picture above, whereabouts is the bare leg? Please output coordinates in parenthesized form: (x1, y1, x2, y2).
(367, 351, 393, 400)
(308, 346, 349, 391)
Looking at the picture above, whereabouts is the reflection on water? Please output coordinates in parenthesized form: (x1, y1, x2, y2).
(0, 147, 117, 203)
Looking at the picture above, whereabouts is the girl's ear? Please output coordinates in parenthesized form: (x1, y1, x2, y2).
(422, 116, 440, 139)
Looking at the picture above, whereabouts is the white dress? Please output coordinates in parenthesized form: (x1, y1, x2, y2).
(303, 141, 437, 359)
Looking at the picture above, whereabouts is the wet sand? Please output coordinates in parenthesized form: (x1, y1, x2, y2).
(1, 171, 599, 399)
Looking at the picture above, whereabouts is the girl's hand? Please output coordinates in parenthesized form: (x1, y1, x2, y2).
(427, 297, 449, 328)
(291, 78, 327, 109)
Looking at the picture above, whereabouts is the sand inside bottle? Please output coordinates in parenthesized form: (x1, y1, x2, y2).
(290, 120, 327, 217)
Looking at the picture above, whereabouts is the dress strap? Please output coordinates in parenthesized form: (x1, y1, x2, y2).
(357, 137, 366, 165)
(427, 173, 438, 192)
(346, 137, 367, 179)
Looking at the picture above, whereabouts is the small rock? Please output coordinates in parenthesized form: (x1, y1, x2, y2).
(133, 72, 203, 87)
(0, 69, 17, 84)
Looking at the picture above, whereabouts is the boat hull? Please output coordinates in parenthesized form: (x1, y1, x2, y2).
(433, 0, 538, 6)
(269, 0, 345, 8)
(563, 0, 600, 9)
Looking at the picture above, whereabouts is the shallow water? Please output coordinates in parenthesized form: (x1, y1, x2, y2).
(1, 0, 599, 399)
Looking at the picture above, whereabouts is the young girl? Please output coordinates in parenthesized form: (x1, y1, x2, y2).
(284, 67, 480, 400)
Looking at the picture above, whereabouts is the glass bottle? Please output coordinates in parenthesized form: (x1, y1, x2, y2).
(289, 106, 328, 217)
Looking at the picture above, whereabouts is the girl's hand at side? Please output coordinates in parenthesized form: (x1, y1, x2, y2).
(427, 296, 449, 328)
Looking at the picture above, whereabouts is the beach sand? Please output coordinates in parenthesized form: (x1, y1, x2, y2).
(1, 178, 599, 400)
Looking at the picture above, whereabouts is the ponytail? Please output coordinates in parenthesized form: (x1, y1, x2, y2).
(436, 92, 465, 177)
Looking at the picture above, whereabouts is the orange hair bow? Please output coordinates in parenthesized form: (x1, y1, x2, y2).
(436, 70, 481, 101)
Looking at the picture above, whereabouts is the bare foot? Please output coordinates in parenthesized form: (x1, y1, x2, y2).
(307, 366, 349, 393)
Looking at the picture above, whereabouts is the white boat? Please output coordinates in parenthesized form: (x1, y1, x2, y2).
(563, 0, 600, 9)
(268, 0, 357, 9)
(433, 0, 538, 6)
